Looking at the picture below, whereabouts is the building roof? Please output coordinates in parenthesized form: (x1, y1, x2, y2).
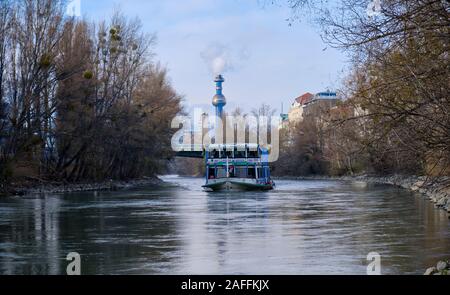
(295, 92, 314, 105)
(207, 143, 259, 151)
(315, 91, 337, 99)
(303, 91, 339, 106)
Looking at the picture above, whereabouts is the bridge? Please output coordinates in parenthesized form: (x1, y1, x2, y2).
(175, 144, 204, 159)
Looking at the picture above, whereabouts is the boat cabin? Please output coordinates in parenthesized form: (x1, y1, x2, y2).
(204, 144, 272, 186)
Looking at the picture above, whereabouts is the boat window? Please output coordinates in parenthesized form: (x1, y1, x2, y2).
(208, 168, 215, 179)
(228, 166, 235, 178)
(257, 168, 263, 178)
(211, 150, 220, 159)
(234, 150, 246, 158)
(235, 167, 246, 178)
(247, 166, 256, 178)
(217, 168, 227, 178)
(248, 150, 258, 158)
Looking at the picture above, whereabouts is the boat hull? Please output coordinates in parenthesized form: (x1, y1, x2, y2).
(203, 178, 274, 191)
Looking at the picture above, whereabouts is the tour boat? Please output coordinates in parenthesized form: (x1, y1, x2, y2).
(202, 144, 274, 191)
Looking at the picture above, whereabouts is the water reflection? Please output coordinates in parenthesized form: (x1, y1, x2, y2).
(0, 196, 62, 274)
(0, 177, 449, 274)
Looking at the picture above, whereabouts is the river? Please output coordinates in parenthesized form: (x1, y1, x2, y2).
(0, 176, 449, 275)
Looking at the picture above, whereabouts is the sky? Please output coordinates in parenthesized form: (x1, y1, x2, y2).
(79, 0, 347, 113)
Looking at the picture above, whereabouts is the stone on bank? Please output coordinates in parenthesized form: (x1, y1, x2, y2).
(424, 260, 449, 275)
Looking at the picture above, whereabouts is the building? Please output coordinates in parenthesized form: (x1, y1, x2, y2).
(282, 92, 314, 126)
(296, 92, 315, 105)
(280, 90, 341, 130)
(303, 91, 340, 118)
(280, 112, 289, 129)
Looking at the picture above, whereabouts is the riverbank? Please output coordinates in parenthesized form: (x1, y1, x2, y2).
(274, 174, 450, 214)
(425, 260, 450, 275)
(2, 176, 163, 196)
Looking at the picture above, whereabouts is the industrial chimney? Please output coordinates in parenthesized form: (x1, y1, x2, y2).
(212, 74, 226, 118)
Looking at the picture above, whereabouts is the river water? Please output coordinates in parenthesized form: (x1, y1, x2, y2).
(0, 176, 449, 275)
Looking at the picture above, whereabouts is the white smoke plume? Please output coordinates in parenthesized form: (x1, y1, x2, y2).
(212, 56, 227, 75)
(201, 42, 249, 75)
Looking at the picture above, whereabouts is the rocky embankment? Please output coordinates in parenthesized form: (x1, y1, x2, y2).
(276, 174, 450, 214)
(345, 175, 450, 214)
(424, 260, 450, 275)
(4, 176, 163, 196)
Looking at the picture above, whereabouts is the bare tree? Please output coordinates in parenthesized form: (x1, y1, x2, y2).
(281, 0, 450, 179)
(0, 1, 182, 190)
